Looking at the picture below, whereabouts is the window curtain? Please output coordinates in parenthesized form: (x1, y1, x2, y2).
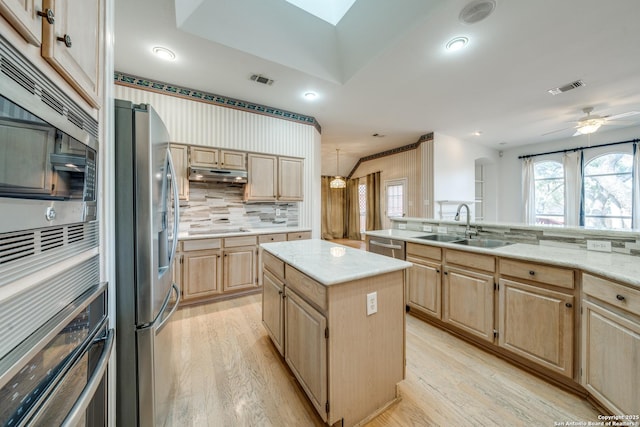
(563, 151, 583, 226)
(320, 176, 346, 239)
(522, 158, 536, 224)
(346, 178, 361, 240)
(366, 172, 382, 230)
(633, 142, 640, 228)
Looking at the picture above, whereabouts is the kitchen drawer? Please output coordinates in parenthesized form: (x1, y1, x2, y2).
(445, 249, 495, 272)
(224, 235, 258, 248)
(285, 265, 327, 311)
(287, 231, 311, 241)
(499, 258, 574, 289)
(407, 242, 442, 261)
(183, 238, 221, 251)
(259, 234, 287, 244)
(583, 273, 640, 317)
(263, 251, 285, 281)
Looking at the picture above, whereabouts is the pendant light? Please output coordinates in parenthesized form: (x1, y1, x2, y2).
(330, 148, 346, 189)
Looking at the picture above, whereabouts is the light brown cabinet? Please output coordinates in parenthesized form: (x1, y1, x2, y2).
(0, 0, 42, 46)
(170, 144, 189, 201)
(246, 153, 277, 201)
(582, 273, 640, 415)
(262, 254, 285, 356)
(41, 0, 103, 109)
(182, 249, 222, 300)
(278, 156, 303, 201)
(498, 278, 574, 377)
(287, 231, 311, 241)
(222, 246, 257, 292)
(220, 150, 246, 170)
(190, 146, 218, 168)
(406, 243, 442, 319)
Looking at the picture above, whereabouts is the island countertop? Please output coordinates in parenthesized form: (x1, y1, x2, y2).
(260, 239, 412, 286)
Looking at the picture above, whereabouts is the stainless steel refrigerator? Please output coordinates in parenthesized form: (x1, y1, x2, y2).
(114, 99, 181, 427)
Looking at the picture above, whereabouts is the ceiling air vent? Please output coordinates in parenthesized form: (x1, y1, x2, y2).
(548, 80, 585, 95)
(250, 74, 274, 86)
(459, 0, 496, 24)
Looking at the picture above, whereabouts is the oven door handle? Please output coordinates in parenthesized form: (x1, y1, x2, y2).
(369, 240, 403, 250)
(61, 328, 115, 427)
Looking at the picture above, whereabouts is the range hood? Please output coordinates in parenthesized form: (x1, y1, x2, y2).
(188, 167, 248, 183)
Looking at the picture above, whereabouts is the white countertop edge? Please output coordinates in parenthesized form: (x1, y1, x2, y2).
(179, 227, 311, 240)
(365, 229, 640, 288)
(261, 240, 412, 286)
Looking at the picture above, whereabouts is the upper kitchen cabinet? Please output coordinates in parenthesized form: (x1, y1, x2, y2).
(190, 146, 218, 168)
(246, 153, 277, 201)
(278, 157, 303, 201)
(246, 153, 304, 202)
(0, 0, 43, 46)
(169, 144, 189, 201)
(220, 150, 246, 170)
(41, 0, 102, 109)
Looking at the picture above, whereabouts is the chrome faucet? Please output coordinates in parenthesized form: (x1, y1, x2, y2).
(454, 203, 474, 238)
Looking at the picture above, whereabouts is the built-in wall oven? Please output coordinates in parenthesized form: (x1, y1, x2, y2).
(0, 34, 111, 426)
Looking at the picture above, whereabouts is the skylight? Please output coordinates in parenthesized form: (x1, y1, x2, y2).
(285, 0, 357, 25)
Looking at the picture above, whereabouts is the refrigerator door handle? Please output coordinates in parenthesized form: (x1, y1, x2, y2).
(61, 328, 114, 427)
(166, 148, 180, 269)
(156, 283, 180, 333)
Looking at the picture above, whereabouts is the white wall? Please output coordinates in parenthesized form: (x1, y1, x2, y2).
(433, 133, 500, 221)
(114, 85, 322, 236)
(498, 125, 640, 223)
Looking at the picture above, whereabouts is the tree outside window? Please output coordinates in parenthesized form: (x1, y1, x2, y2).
(534, 161, 564, 225)
(583, 153, 633, 229)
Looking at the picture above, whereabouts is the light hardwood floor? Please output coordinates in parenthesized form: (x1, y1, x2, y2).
(166, 294, 600, 426)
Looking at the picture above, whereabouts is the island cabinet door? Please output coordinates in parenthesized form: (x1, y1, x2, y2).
(284, 288, 327, 422)
(498, 279, 574, 377)
(406, 256, 441, 319)
(442, 266, 495, 342)
(262, 269, 284, 356)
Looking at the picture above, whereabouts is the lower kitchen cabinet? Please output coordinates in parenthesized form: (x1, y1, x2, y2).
(406, 242, 442, 319)
(284, 287, 327, 421)
(223, 246, 257, 292)
(582, 273, 640, 415)
(443, 264, 495, 342)
(262, 268, 285, 355)
(498, 278, 574, 377)
(183, 249, 222, 299)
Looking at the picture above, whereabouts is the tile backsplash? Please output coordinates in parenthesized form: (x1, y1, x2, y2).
(179, 182, 298, 234)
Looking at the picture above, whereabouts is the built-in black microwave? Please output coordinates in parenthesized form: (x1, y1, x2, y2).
(0, 92, 98, 234)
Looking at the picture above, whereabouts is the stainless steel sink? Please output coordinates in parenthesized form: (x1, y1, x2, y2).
(415, 234, 465, 243)
(453, 238, 513, 248)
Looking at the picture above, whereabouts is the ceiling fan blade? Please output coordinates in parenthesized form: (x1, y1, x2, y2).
(604, 111, 640, 121)
(572, 130, 582, 137)
(601, 119, 639, 125)
(542, 127, 573, 136)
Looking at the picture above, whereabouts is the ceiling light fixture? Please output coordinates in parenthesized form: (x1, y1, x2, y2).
(152, 46, 175, 61)
(576, 120, 603, 135)
(304, 91, 318, 100)
(330, 149, 346, 189)
(446, 37, 468, 51)
(473, 130, 482, 136)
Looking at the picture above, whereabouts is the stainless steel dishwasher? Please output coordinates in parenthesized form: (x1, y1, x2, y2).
(367, 237, 406, 259)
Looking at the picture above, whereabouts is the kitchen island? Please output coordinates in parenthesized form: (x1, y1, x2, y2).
(260, 239, 411, 427)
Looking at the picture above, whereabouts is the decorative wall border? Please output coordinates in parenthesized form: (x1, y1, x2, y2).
(114, 71, 321, 133)
(347, 132, 434, 178)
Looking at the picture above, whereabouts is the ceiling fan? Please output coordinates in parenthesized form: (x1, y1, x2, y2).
(542, 107, 640, 137)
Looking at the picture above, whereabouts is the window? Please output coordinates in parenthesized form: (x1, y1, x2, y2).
(385, 179, 407, 218)
(534, 161, 565, 225)
(583, 153, 633, 229)
(358, 183, 367, 235)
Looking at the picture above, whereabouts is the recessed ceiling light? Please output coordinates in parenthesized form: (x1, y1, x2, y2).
(473, 130, 482, 136)
(152, 46, 175, 61)
(304, 91, 318, 100)
(446, 37, 469, 52)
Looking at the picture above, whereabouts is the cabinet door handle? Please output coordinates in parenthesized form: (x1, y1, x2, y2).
(57, 34, 72, 48)
(37, 9, 55, 24)
(443, 271, 448, 275)
(436, 269, 440, 273)
(616, 294, 626, 301)
(278, 290, 283, 295)
(565, 302, 573, 308)
(529, 270, 535, 276)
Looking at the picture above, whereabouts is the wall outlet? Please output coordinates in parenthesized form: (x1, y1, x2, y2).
(437, 226, 447, 234)
(422, 225, 432, 232)
(587, 240, 612, 252)
(398, 224, 407, 230)
(367, 292, 378, 316)
(275, 208, 281, 216)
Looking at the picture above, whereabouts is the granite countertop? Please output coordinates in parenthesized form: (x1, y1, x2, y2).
(178, 227, 311, 240)
(365, 229, 640, 288)
(260, 239, 412, 286)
